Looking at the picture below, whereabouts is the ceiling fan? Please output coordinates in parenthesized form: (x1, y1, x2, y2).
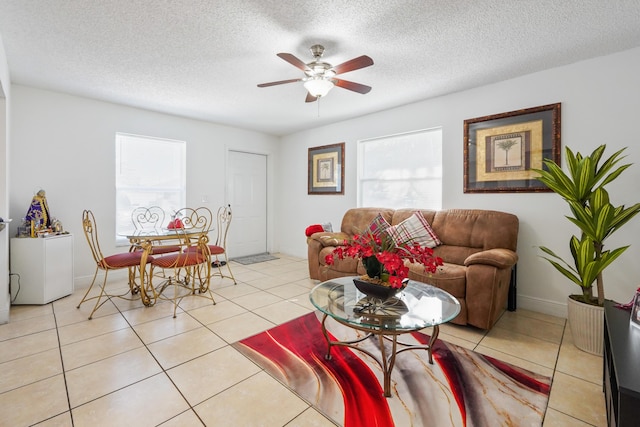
(257, 44, 374, 103)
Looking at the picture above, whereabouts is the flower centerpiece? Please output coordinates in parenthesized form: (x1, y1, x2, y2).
(325, 230, 443, 290)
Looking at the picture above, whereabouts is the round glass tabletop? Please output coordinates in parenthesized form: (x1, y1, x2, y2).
(309, 276, 460, 332)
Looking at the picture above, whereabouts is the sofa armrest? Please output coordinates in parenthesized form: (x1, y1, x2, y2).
(307, 232, 351, 247)
(464, 248, 518, 270)
(307, 232, 351, 280)
(464, 249, 518, 329)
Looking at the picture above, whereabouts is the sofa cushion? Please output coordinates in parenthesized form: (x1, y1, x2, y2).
(341, 208, 395, 236)
(433, 245, 480, 266)
(430, 209, 518, 251)
(387, 211, 441, 248)
(407, 262, 466, 298)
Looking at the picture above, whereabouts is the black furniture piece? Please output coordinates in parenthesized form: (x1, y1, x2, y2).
(508, 264, 517, 311)
(604, 300, 640, 426)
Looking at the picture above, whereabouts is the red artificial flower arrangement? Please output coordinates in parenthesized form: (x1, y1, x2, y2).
(167, 218, 184, 229)
(325, 231, 443, 289)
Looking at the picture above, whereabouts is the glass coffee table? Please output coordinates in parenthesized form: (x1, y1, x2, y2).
(309, 276, 461, 397)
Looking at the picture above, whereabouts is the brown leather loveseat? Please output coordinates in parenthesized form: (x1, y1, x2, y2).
(307, 208, 519, 330)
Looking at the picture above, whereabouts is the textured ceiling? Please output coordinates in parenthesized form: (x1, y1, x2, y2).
(1, 1, 640, 136)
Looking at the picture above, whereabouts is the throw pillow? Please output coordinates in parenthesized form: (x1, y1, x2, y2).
(305, 224, 325, 237)
(321, 222, 333, 232)
(363, 213, 391, 237)
(387, 211, 441, 248)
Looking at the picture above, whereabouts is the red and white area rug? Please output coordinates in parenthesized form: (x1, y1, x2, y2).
(232, 312, 551, 427)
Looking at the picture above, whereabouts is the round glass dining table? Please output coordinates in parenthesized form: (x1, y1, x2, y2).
(124, 227, 206, 306)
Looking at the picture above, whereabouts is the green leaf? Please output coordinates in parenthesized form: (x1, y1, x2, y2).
(600, 164, 631, 187)
(609, 203, 640, 231)
(540, 256, 584, 287)
(574, 157, 593, 201)
(535, 144, 639, 301)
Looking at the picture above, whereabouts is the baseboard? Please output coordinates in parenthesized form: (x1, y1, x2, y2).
(71, 270, 571, 320)
(74, 269, 129, 290)
(517, 294, 567, 319)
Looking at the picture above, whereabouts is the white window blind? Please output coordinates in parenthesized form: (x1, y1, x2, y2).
(358, 128, 442, 209)
(115, 133, 186, 244)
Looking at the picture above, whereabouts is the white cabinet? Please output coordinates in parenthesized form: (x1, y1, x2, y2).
(10, 234, 74, 304)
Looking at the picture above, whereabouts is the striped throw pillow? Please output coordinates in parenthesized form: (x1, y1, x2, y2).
(387, 211, 441, 248)
(363, 213, 391, 237)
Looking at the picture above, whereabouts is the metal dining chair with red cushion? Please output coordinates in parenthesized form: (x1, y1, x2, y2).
(209, 204, 236, 284)
(77, 209, 154, 319)
(183, 204, 236, 284)
(148, 207, 215, 317)
(130, 206, 181, 255)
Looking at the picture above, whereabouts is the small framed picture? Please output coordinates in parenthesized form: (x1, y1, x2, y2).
(308, 143, 345, 195)
(630, 290, 640, 328)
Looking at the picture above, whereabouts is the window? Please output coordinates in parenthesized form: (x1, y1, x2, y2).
(358, 128, 442, 209)
(115, 133, 186, 244)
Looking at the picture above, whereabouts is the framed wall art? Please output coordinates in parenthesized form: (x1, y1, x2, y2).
(308, 142, 345, 195)
(464, 103, 561, 193)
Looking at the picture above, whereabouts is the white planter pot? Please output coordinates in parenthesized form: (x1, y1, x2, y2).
(567, 296, 604, 355)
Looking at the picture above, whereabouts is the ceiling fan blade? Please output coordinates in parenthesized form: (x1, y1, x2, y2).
(305, 92, 318, 103)
(333, 78, 372, 94)
(277, 53, 312, 72)
(333, 55, 374, 75)
(257, 78, 303, 88)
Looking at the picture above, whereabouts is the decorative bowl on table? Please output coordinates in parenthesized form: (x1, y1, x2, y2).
(353, 276, 408, 300)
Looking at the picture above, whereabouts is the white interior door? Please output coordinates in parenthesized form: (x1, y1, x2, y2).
(227, 150, 267, 258)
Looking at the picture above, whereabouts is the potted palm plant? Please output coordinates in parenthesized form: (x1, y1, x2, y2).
(534, 145, 640, 354)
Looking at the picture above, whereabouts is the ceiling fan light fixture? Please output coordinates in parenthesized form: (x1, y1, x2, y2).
(304, 78, 334, 98)
(258, 45, 373, 103)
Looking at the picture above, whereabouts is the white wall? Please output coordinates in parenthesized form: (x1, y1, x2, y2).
(9, 86, 279, 286)
(277, 47, 640, 318)
(0, 33, 10, 323)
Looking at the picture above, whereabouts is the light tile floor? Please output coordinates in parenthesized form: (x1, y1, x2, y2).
(0, 254, 606, 426)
